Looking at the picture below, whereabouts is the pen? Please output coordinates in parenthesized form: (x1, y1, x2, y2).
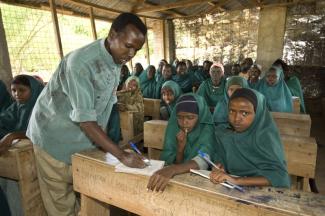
(198, 150, 244, 192)
(129, 142, 151, 166)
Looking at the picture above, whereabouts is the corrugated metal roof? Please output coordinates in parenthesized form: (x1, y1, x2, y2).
(0, 0, 319, 21)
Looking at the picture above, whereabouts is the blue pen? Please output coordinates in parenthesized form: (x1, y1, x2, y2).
(129, 142, 151, 166)
(198, 150, 244, 192)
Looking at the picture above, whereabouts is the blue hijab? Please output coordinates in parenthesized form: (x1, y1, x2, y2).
(0, 80, 12, 112)
(0, 75, 44, 138)
(257, 66, 293, 112)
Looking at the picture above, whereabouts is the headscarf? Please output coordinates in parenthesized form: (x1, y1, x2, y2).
(0, 80, 12, 112)
(0, 75, 44, 138)
(172, 71, 193, 93)
(257, 66, 293, 112)
(160, 93, 215, 165)
(213, 89, 290, 188)
(213, 76, 249, 125)
(139, 66, 157, 99)
(286, 76, 306, 113)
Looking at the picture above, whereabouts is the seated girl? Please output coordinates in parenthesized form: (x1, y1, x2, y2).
(273, 59, 306, 113)
(172, 61, 193, 93)
(197, 63, 226, 113)
(247, 64, 262, 89)
(257, 66, 293, 112)
(133, 62, 144, 77)
(147, 94, 215, 191)
(139, 65, 157, 99)
(160, 80, 182, 120)
(155, 64, 173, 99)
(0, 75, 43, 216)
(0, 80, 12, 113)
(213, 76, 249, 125)
(117, 76, 144, 135)
(209, 88, 290, 188)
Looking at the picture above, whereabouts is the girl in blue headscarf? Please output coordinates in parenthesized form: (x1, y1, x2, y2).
(139, 65, 157, 99)
(172, 61, 193, 93)
(0, 80, 12, 112)
(256, 66, 293, 112)
(160, 80, 182, 120)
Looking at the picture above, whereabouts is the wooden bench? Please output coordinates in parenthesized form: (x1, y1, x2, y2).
(72, 150, 325, 216)
(119, 111, 143, 148)
(143, 120, 317, 191)
(271, 112, 311, 137)
(0, 139, 45, 215)
(143, 98, 161, 120)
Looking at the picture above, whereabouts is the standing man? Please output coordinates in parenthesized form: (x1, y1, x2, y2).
(27, 13, 147, 215)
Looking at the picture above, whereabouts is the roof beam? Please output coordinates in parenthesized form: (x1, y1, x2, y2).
(130, 0, 186, 17)
(134, 0, 213, 13)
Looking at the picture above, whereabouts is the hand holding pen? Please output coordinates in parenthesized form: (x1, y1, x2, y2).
(198, 150, 244, 192)
(129, 142, 151, 166)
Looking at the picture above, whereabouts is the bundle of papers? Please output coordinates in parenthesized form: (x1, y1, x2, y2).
(105, 153, 165, 176)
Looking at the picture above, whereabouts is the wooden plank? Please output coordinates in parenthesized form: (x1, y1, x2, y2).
(292, 97, 300, 114)
(72, 150, 325, 216)
(144, 120, 167, 149)
(143, 98, 161, 119)
(271, 112, 311, 137)
(119, 111, 135, 146)
(134, 0, 213, 13)
(143, 18, 150, 65)
(80, 194, 110, 216)
(89, 7, 97, 40)
(49, 0, 64, 59)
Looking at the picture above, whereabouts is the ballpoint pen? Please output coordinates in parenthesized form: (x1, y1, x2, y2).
(129, 142, 151, 166)
(198, 150, 244, 192)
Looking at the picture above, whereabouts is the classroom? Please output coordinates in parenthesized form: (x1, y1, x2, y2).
(0, 0, 325, 215)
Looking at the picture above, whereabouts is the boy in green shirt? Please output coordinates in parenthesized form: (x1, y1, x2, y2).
(27, 13, 147, 215)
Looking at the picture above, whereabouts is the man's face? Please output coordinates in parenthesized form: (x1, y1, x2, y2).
(108, 24, 145, 65)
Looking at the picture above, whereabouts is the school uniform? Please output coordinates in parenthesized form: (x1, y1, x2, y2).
(26, 39, 121, 215)
(139, 66, 157, 99)
(160, 93, 215, 166)
(257, 67, 293, 112)
(197, 77, 226, 109)
(213, 76, 249, 125)
(0, 80, 12, 113)
(286, 76, 306, 113)
(159, 80, 182, 120)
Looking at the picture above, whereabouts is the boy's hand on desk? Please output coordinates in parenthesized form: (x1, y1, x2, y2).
(147, 166, 176, 192)
(120, 151, 146, 168)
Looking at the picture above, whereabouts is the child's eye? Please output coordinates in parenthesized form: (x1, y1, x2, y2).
(242, 112, 248, 117)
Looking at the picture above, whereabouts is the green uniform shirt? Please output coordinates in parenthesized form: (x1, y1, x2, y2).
(27, 39, 121, 164)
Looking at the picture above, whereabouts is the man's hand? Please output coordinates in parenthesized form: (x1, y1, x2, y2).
(120, 151, 146, 168)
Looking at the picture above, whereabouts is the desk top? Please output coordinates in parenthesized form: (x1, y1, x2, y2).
(73, 149, 325, 216)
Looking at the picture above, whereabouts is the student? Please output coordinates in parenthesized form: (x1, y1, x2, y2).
(26, 13, 147, 215)
(147, 94, 215, 191)
(239, 58, 253, 80)
(209, 88, 290, 188)
(139, 65, 157, 99)
(248, 64, 262, 89)
(155, 64, 173, 99)
(118, 64, 130, 91)
(160, 80, 182, 120)
(185, 59, 193, 71)
(273, 59, 306, 113)
(197, 63, 226, 113)
(155, 59, 168, 82)
(172, 61, 193, 93)
(231, 63, 241, 76)
(117, 76, 144, 135)
(133, 62, 144, 77)
(257, 66, 293, 112)
(0, 75, 43, 216)
(213, 76, 249, 125)
(192, 60, 212, 87)
(0, 80, 12, 112)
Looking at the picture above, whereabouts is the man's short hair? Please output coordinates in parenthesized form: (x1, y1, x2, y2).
(111, 13, 147, 36)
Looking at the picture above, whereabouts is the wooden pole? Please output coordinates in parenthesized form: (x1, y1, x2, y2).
(144, 18, 150, 66)
(162, 20, 166, 60)
(49, 0, 64, 59)
(89, 7, 97, 40)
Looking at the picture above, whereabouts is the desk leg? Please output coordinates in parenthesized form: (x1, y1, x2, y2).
(80, 194, 110, 216)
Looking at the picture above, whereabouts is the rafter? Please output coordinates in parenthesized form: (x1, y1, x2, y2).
(134, 0, 213, 13)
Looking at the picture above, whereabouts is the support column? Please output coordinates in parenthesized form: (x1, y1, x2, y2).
(89, 7, 97, 40)
(256, 6, 287, 71)
(49, 0, 64, 59)
(165, 19, 176, 64)
(0, 8, 13, 87)
(144, 18, 150, 65)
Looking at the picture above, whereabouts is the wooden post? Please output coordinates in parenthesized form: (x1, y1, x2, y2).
(49, 0, 64, 59)
(144, 18, 150, 65)
(0, 8, 13, 87)
(162, 20, 166, 60)
(89, 7, 97, 40)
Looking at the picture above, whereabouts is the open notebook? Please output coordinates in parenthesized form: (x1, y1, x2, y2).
(106, 153, 165, 176)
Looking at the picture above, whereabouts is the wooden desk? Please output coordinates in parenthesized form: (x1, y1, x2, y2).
(72, 150, 325, 216)
(0, 139, 45, 216)
(143, 98, 161, 120)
